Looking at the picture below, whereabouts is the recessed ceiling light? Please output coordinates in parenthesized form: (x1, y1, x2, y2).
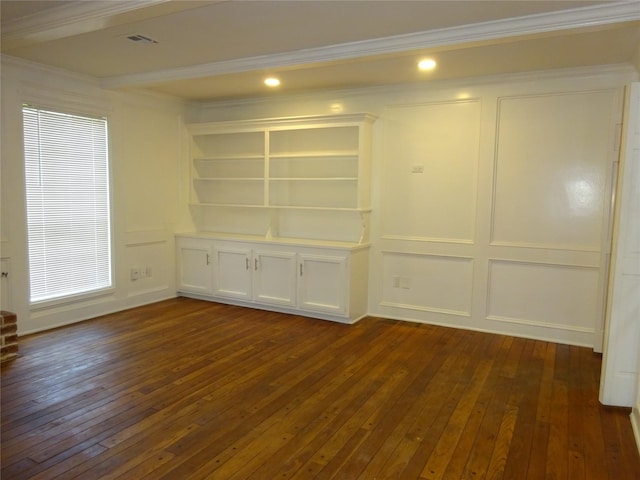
(418, 59, 437, 71)
(264, 77, 280, 87)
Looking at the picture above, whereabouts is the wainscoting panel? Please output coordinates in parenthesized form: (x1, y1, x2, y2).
(381, 252, 473, 316)
(374, 84, 622, 346)
(486, 259, 600, 333)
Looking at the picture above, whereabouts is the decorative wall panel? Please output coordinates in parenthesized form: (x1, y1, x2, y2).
(492, 91, 616, 250)
(381, 252, 473, 316)
(382, 100, 480, 242)
(487, 259, 599, 332)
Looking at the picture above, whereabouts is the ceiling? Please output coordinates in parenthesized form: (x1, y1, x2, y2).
(2, 0, 639, 102)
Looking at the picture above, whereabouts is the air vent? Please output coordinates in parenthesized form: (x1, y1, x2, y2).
(126, 34, 158, 44)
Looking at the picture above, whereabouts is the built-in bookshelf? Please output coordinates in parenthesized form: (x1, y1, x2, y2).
(187, 113, 376, 243)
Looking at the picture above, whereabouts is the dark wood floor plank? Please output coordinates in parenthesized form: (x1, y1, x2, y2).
(393, 333, 506, 480)
(354, 330, 492, 479)
(147, 312, 397, 479)
(301, 324, 453, 479)
(259, 329, 426, 479)
(326, 328, 469, 479)
(500, 339, 543, 478)
(546, 379, 569, 479)
(440, 335, 516, 480)
(526, 341, 557, 479)
(2, 298, 639, 480)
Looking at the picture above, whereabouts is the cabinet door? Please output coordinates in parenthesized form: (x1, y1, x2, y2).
(176, 238, 213, 295)
(213, 245, 252, 300)
(298, 253, 348, 315)
(253, 250, 297, 307)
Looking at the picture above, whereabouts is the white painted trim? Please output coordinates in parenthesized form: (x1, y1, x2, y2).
(381, 250, 474, 261)
(196, 63, 639, 110)
(381, 235, 474, 245)
(18, 291, 177, 336)
(1, 54, 99, 86)
(101, 2, 640, 89)
(631, 409, 640, 456)
(488, 239, 602, 253)
(187, 112, 376, 134)
(485, 314, 595, 334)
(124, 229, 171, 246)
(379, 301, 471, 317)
(487, 258, 601, 272)
(371, 312, 594, 348)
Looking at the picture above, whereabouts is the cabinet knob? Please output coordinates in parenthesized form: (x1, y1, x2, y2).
(245, 257, 250, 270)
(299, 263, 303, 276)
(254, 258, 258, 271)
(206, 254, 210, 265)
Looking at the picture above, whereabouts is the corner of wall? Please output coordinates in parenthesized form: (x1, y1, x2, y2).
(631, 408, 640, 456)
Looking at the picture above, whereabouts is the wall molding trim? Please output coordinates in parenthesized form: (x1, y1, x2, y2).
(485, 314, 595, 334)
(379, 301, 470, 318)
(381, 250, 474, 261)
(2, 54, 100, 86)
(197, 63, 638, 111)
(381, 235, 474, 245)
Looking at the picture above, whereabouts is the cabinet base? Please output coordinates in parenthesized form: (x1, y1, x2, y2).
(177, 292, 366, 325)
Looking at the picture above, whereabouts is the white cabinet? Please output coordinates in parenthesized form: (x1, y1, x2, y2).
(212, 243, 252, 300)
(176, 234, 369, 323)
(253, 249, 297, 307)
(176, 237, 213, 295)
(213, 242, 297, 307)
(297, 253, 348, 315)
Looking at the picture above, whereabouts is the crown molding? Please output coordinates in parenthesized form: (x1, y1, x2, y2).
(1, 54, 100, 85)
(101, 1, 640, 90)
(196, 63, 638, 110)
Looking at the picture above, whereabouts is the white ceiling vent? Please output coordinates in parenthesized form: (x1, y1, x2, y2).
(125, 34, 158, 44)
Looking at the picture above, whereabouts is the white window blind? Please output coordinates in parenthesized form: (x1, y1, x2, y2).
(23, 106, 112, 304)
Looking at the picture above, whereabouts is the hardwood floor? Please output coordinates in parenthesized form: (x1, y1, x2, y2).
(2, 298, 639, 479)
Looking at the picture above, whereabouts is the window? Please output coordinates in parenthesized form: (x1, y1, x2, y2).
(23, 106, 112, 304)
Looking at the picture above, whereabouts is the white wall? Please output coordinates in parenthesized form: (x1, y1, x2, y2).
(187, 65, 638, 349)
(0, 56, 187, 334)
(0, 53, 638, 372)
(602, 82, 640, 410)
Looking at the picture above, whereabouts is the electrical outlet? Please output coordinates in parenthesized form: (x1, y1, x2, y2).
(392, 275, 400, 288)
(130, 268, 140, 281)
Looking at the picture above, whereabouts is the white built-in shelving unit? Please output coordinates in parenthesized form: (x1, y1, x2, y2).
(187, 113, 376, 243)
(177, 113, 376, 323)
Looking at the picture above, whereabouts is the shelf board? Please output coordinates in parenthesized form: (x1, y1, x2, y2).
(194, 155, 264, 161)
(191, 202, 267, 208)
(269, 177, 357, 181)
(269, 205, 370, 212)
(196, 177, 264, 181)
(190, 203, 371, 213)
(197, 177, 356, 181)
(269, 151, 358, 159)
